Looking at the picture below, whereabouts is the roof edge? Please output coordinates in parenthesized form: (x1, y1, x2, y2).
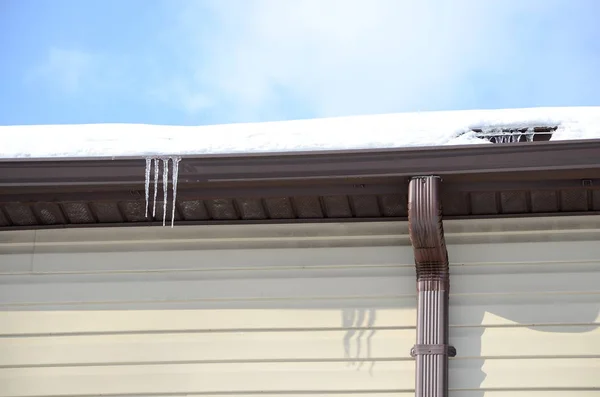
(2, 139, 600, 188)
(1, 138, 599, 163)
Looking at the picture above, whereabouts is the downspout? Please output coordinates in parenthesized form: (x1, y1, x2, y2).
(408, 176, 456, 397)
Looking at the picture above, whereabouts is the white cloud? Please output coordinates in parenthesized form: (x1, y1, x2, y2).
(29, 48, 95, 94)
(148, 78, 214, 114)
(33, 1, 591, 121)
(27, 47, 132, 98)
(162, 0, 577, 121)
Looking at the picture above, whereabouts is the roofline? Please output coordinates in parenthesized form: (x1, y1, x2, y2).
(2, 139, 600, 188)
(1, 138, 599, 163)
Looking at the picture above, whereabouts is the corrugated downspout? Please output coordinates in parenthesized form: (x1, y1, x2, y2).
(408, 176, 456, 397)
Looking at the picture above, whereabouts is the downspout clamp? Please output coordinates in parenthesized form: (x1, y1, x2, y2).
(408, 176, 456, 397)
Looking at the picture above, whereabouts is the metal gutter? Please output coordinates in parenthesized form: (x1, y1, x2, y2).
(408, 176, 455, 397)
(1, 139, 600, 187)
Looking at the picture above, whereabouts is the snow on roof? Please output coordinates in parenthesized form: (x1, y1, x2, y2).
(1, 107, 599, 160)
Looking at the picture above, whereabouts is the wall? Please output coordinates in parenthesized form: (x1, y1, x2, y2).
(0, 216, 599, 396)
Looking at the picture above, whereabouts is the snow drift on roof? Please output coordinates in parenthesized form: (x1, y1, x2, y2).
(1, 106, 599, 159)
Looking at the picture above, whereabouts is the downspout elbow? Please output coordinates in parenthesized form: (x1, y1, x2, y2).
(409, 176, 449, 290)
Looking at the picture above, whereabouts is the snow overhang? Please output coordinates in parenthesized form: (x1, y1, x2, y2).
(1, 139, 600, 230)
(1, 106, 599, 160)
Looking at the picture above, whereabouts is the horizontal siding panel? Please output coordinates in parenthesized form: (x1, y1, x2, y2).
(0, 361, 411, 397)
(3, 232, 409, 254)
(0, 274, 411, 307)
(130, 391, 412, 397)
(29, 223, 408, 245)
(0, 393, 588, 397)
(2, 392, 596, 397)
(2, 241, 599, 276)
(447, 240, 600, 266)
(0, 250, 596, 278)
(453, 272, 600, 295)
(1, 326, 598, 368)
(119, 391, 412, 397)
(1, 297, 598, 334)
(450, 358, 600, 389)
(457, 325, 600, 358)
(0, 269, 597, 307)
(450, 393, 600, 397)
(1, 359, 597, 396)
(28, 246, 412, 274)
(0, 309, 411, 335)
(0, 254, 32, 275)
(0, 297, 412, 311)
(4, 215, 596, 246)
(451, 300, 600, 327)
(0, 330, 408, 367)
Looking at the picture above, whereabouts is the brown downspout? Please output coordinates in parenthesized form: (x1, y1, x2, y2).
(408, 176, 456, 397)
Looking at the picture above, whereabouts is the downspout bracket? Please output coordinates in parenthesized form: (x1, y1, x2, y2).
(410, 344, 457, 358)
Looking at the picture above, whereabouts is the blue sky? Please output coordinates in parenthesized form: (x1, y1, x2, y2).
(1, 0, 599, 126)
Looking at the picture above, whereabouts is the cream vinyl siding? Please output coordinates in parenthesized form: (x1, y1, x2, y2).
(0, 216, 599, 397)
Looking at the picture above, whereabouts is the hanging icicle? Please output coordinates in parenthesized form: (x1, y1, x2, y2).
(143, 156, 183, 227)
(153, 159, 159, 217)
(144, 158, 152, 217)
(473, 126, 554, 144)
(171, 157, 181, 228)
(162, 157, 170, 227)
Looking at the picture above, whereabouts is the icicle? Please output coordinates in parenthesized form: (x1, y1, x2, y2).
(144, 158, 151, 218)
(171, 157, 181, 228)
(152, 159, 159, 218)
(162, 158, 170, 227)
(512, 134, 518, 143)
(141, 155, 182, 228)
(526, 133, 534, 142)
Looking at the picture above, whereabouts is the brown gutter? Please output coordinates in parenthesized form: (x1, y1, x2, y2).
(1, 139, 600, 187)
(409, 176, 455, 397)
